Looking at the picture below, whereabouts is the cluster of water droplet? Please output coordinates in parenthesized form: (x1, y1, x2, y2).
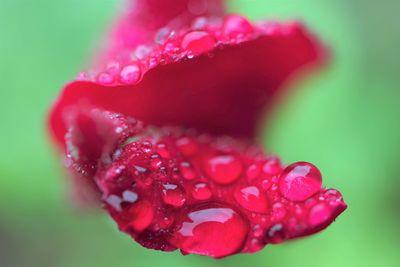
(76, 15, 300, 87)
(91, 121, 346, 258)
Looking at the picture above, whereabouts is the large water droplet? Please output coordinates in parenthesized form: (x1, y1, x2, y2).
(170, 204, 248, 258)
(161, 183, 186, 207)
(234, 186, 269, 213)
(191, 182, 212, 200)
(181, 31, 216, 56)
(203, 154, 243, 184)
(279, 162, 322, 201)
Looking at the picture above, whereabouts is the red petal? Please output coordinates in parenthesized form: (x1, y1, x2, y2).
(105, 0, 226, 61)
(80, 110, 346, 258)
(49, 17, 325, 150)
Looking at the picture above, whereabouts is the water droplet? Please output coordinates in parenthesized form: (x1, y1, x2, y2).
(271, 203, 287, 222)
(191, 182, 212, 200)
(124, 201, 154, 231)
(261, 179, 271, 190)
(279, 162, 322, 202)
(77, 71, 89, 81)
(105, 195, 122, 212)
(170, 204, 248, 258)
(308, 203, 332, 227)
(253, 224, 263, 237)
(176, 137, 198, 156)
(159, 216, 174, 229)
(234, 186, 269, 213)
(266, 224, 285, 244)
(106, 61, 120, 75)
(148, 57, 158, 68)
(181, 31, 216, 56)
(161, 183, 186, 207)
(156, 143, 171, 159)
(246, 164, 261, 181)
(97, 72, 114, 85)
(120, 64, 141, 84)
(164, 42, 177, 53)
(141, 141, 152, 153)
(263, 157, 282, 176)
(134, 165, 148, 174)
(192, 16, 208, 29)
(134, 45, 151, 60)
(203, 154, 243, 184)
(155, 27, 171, 44)
(223, 15, 254, 38)
(150, 156, 163, 170)
(180, 162, 196, 180)
(122, 190, 138, 203)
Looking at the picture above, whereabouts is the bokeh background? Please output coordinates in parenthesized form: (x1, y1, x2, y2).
(1, 0, 399, 266)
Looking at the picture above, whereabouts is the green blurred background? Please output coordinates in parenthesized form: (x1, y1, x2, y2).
(1, 0, 399, 266)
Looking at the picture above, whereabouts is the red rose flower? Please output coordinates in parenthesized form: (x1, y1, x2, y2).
(48, 0, 347, 258)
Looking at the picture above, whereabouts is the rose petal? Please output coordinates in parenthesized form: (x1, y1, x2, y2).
(49, 18, 325, 149)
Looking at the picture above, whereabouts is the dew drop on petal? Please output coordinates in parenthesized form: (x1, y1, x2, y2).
(203, 154, 243, 184)
(223, 15, 254, 38)
(261, 179, 271, 190)
(97, 72, 114, 85)
(161, 183, 186, 207)
(176, 137, 198, 156)
(246, 164, 261, 181)
(156, 143, 171, 159)
(308, 203, 332, 227)
(263, 157, 282, 176)
(120, 64, 141, 84)
(266, 223, 285, 244)
(134, 45, 151, 60)
(105, 194, 122, 212)
(181, 31, 216, 56)
(279, 162, 322, 201)
(170, 204, 248, 258)
(252, 224, 263, 237)
(191, 182, 212, 200)
(150, 156, 163, 170)
(155, 27, 171, 44)
(180, 162, 196, 180)
(192, 16, 208, 30)
(234, 186, 269, 213)
(122, 190, 138, 203)
(271, 202, 287, 222)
